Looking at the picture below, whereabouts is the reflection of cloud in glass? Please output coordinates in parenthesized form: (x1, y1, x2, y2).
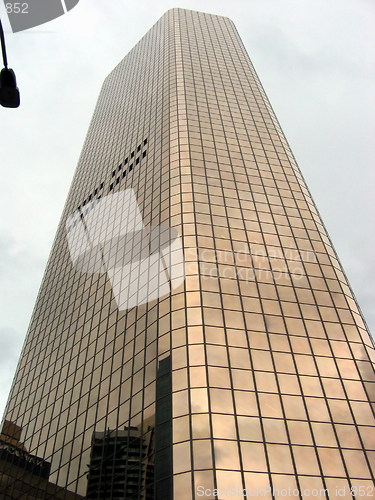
(190, 388, 208, 413)
(214, 440, 240, 470)
(191, 414, 210, 440)
(216, 469, 243, 500)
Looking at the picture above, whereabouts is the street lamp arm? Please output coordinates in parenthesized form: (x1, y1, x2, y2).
(0, 18, 8, 68)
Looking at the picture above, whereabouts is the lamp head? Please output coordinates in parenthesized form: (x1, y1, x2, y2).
(0, 67, 20, 108)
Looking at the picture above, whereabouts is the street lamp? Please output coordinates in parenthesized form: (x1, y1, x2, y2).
(0, 17, 20, 108)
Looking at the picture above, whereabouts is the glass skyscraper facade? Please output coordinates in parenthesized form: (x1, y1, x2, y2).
(1, 8, 374, 500)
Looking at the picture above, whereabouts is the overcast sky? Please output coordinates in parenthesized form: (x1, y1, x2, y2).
(0, 0, 374, 417)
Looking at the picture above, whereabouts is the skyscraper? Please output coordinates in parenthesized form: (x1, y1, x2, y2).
(1, 7, 374, 500)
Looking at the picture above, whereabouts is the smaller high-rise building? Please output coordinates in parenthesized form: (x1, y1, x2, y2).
(86, 427, 154, 499)
(0, 421, 82, 499)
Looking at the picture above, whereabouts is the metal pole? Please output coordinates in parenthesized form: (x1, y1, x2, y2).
(0, 18, 8, 68)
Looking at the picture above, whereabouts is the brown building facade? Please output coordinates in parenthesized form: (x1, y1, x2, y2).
(1, 8, 374, 499)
